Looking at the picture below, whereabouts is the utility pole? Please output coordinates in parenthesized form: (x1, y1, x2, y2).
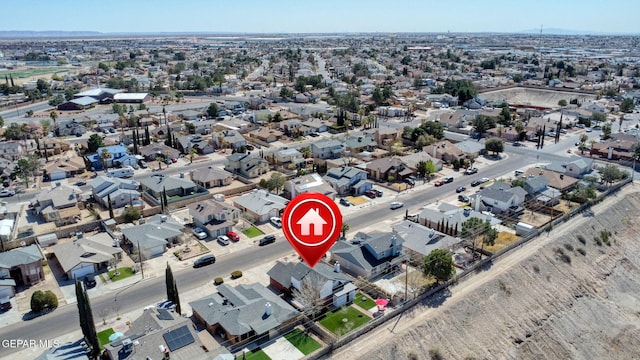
(404, 261, 409, 301)
(137, 240, 145, 279)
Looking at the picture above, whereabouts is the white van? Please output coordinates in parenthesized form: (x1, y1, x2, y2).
(107, 166, 135, 178)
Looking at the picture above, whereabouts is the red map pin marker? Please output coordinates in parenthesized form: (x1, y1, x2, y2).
(281, 192, 343, 268)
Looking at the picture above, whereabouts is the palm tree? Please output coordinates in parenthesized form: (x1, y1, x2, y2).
(100, 148, 112, 173)
(49, 111, 58, 135)
(189, 148, 198, 164)
(341, 223, 350, 239)
(156, 154, 164, 170)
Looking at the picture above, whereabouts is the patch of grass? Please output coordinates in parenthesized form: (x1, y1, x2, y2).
(97, 328, 114, 347)
(353, 292, 375, 310)
(283, 328, 321, 355)
(242, 226, 263, 238)
(108, 267, 135, 282)
(319, 306, 371, 336)
(485, 232, 520, 253)
(6, 67, 62, 79)
(235, 349, 270, 360)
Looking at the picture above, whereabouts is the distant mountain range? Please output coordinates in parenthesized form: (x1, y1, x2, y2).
(518, 28, 638, 36)
(0, 31, 103, 38)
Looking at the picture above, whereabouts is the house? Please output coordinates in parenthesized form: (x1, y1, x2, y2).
(425, 141, 466, 163)
(176, 134, 215, 155)
(138, 174, 201, 203)
(190, 283, 298, 345)
(304, 118, 329, 133)
(187, 199, 239, 238)
(50, 233, 122, 279)
(279, 119, 305, 136)
(90, 175, 140, 209)
(472, 186, 525, 214)
(0, 141, 25, 161)
(113, 92, 151, 103)
(40, 137, 72, 157)
(139, 143, 181, 161)
(74, 88, 121, 102)
(186, 119, 217, 135)
(364, 157, 415, 182)
(455, 139, 486, 157)
(363, 128, 400, 148)
(393, 220, 462, 258)
(33, 183, 81, 225)
(311, 139, 344, 159)
(590, 133, 636, 160)
(87, 144, 132, 170)
(249, 127, 284, 143)
(267, 261, 356, 308)
(439, 110, 474, 128)
(418, 203, 502, 236)
(56, 119, 87, 136)
(273, 148, 305, 166)
(330, 231, 406, 280)
(104, 307, 210, 360)
(57, 96, 99, 111)
(224, 153, 269, 178)
(233, 189, 288, 223)
(0, 245, 44, 292)
(212, 129, 247, 149)
(44, 155, 86, 181)
(323, 166, 370, 195)
(285, 173, 336, 200)
(343, 135, 376, 154)
(120, 214, 184, 258)
(399, 152, 443, 172)
(189, 166, 234, 188)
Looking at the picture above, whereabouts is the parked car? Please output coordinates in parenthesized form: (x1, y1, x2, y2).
(458, 194, 470, 203)
(193, 227, 207, 240)
(456, 186, 466, 193)
(84, 274, 96, 288)
(464, 167, 478, 175)
(373, 189, 383, 197)
(226, 231, 240, 241)
(514, 170, 524, 176)
(0, 189, 15, 197)
(259, 234, 276, 246)
(364, 190, 377, 199)
(434, 179, 444, 187)
(443, 176, 454, 183)
(217, 235, 231, 246)
(404, 178, 415, 186)
(193, 254, 216, 268)
(140, 161, 148, 168)
(0, 296, 11, 311)
(390, 202, 404, 210)
(171, 157, 178, 163)
(74, 181, 87, 186)
(270, 217, 282, 227)
(471, 177, 490, 187)
(339, 198, 351, 207)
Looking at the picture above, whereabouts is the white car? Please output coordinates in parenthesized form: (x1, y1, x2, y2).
(217, 235, 230, 246)
(390, 202, 404, 210)
(193, 227, 207, 240)
(0, 189, 15, 197)
(270, 217, 282, 227)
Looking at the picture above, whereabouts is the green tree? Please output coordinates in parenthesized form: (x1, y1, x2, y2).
(498, 105, 511, 126)
(107, 194, 114, 219)
(189, 147, 198, 164)
(558, 99, 568, 107)
(268, 172, 286, 194)
(341, 223, 350, 239)
(30, 290, 46, 312)
(87, 134, 105, 153)
(461, 217, 496, 254)
(14, 154, 39, 188)
(0, 115, 3, 128)
(165, 263, 182, 315)
(472, 115, 495, 139)
(592, 112, 606, 126)
(422, 249, 455, 283)
(273, 112, 283, 123)
(485, 138, 504, 155)
(620, 98, 635, 113)
(600, 164, 627, 186)
(48, 94, 65, 106)
(601, 122, 612, 140)
(206, 103, 219, 118)
(100, 148, 112, 172)
(75, 279, 100, 358)
(280, 87, 294, 99)
(4, 123, 24, 140)
(122, 206, 140, 223)
(49, 111, 58, 134)
(511, 179, 526, 188)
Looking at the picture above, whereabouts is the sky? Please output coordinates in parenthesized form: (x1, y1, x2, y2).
(3, 0, 639, 34)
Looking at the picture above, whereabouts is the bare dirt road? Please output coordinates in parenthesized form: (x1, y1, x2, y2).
(326, 185, 640, 360)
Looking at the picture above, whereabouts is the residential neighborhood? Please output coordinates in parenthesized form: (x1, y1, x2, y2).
(0, 18, 639, 360)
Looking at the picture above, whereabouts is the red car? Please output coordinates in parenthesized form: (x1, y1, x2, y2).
(226, 231, 240, 242)
(171, 158, 178, 163)
(434, 180, 444, 187)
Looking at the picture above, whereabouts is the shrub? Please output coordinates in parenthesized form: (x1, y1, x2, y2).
(576, 248, 586, 256)
(231, 270, 243, 279)
(532, 264, 540, 273)
(30, 290, 46, 312)
(577, 235, 586, 245)
(43, 290, 58, 309)
(564, 243, 574, 252)
(214, 277, 224, 285)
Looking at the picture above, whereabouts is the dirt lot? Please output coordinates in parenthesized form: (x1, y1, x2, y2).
(327, 185, 640, 360)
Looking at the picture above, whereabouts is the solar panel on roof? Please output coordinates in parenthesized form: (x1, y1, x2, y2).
(157, 308, 174, 321)
(163, 325, 195, 352)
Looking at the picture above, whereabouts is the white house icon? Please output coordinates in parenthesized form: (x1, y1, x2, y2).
(296, 208, 327, 236)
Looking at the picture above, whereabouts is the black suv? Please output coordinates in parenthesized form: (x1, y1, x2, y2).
(85, 274, 97, 288)
(259, 234, 276, 246)
(193, 254, 216, 268)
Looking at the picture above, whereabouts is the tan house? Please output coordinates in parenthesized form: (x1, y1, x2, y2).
(44, 155, 86, 181)
(365, 157, 415, 181)
(189, 166, 234, 188)
(425, 140, 465, 163)
(0, 245, 44, 289)
(249, 127, 284, 143)
(224, 153, 269, 178)
(187, 199, 239, 237)
(33, 183, 81, 226)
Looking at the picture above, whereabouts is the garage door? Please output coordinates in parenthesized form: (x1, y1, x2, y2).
(70, 264, 95, 280)
(0, 286, 13, 299)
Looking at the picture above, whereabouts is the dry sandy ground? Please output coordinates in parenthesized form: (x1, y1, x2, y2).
(326, 184, 640, 360)
(481, 88, 596, 109)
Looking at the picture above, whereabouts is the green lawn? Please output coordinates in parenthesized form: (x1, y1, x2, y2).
(235, 349, 271, 360)
(319, 306, 371, 336)
(284, 328, 322, 355)
(353, 292, 375, 310)
(108, 267, 136, 282)
(97, 328, 114, 347)
(242, 226, 264, 238)
(6, 68, 63, 78)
